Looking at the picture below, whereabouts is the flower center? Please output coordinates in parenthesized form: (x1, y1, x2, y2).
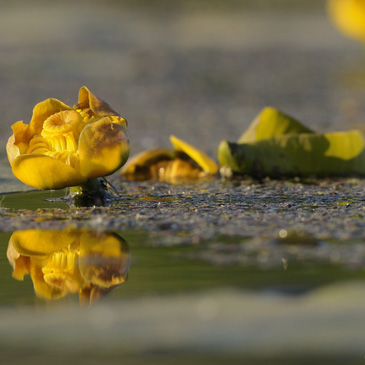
(42, 246, 81, 292)
(26, 110, 85, 169)
(42, 110, 83, 139)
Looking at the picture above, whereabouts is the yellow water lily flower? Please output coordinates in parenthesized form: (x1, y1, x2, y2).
(327, 0, 365, 42)
(121, 135, 218, 182)
(7, 87, 130, 190)
(7, 229, 130, 303)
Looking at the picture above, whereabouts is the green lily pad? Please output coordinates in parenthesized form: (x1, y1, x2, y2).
(218, 130, 365, 178)
(238, 107, 313, 143)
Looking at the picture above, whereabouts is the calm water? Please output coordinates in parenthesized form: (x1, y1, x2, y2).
(0, 228, 356, 306)
(0, 188, 365, 364)
(1, 190, 365, 307)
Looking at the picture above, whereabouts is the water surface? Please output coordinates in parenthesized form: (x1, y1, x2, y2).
(0, 181, 364, 364)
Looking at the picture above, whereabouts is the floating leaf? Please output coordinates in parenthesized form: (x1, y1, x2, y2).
(218, 130, 365, 177)
(238, 107, 313, 144)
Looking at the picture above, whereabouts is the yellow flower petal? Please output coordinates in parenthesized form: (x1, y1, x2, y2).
(121, 148, 176, 179)
(6, 239, 20, 268)
(162, 159, 204, 181)
(10, 230, 79, 258)
(29, 98, 72, 136)
(79, 117, 130, 179)
(79, 231, 130, 288)
(6, 239, 30, 280)
(6, 135, 21, 167)
(7, 122, 32, 167)
(80, 231, 127, 255)
(11, 120, 31, 145)
(76, 86, 119, 116)
(12, 256, 30, 281)
(327, 0, 365, 42)
(170, 135, 218, 174)
(43, 272, 81, 293)
(12, 154, 87, 190)
(30, 265, 67, 300)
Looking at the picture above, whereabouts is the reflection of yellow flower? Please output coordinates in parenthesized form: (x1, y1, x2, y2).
(121, 135, 218, 182)
(7, 87, 130, 190)
(327, 0, 365, 42)
(7, 229, 130, 304)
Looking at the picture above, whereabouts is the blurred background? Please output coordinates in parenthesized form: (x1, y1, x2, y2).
(1, 0, 365, 180)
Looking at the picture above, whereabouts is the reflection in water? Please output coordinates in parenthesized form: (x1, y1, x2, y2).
(7, 230, 130, 304)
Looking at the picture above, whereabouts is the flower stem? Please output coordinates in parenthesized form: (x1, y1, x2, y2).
(70, 178, 117, 206)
